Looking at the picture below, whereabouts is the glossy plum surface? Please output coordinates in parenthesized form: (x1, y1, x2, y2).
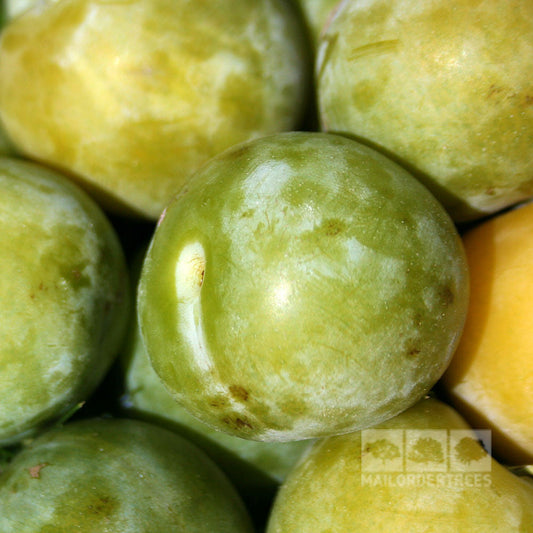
(138, 132, 469, 442)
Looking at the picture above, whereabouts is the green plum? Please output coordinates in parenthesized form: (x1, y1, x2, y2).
(0, 418, 254, 532)
(138, 131, 469, 442)
(317, 0, 533, 222)
(121, 328, 312, 487)
(266, 396, 533, 532)
(0, 0, 311, 220)
(120, 244, 313, 525)
(0, 157, 129, 445)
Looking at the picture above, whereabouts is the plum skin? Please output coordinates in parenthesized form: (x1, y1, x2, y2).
(0, 418, 254, 532)
(0, 0, 310, 219)
(266, 396, 533, 532)
(120, 244, 313, 524)
(0, 157, 130, 446)
(317, 0, 533, 222)
(138, 131, 469, 442)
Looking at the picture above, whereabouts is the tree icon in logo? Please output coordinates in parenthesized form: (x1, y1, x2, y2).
(407, 436, 445, 464)
(361, 429, 403, 472)
(450, 430, 492, 472)
(367, 438, 401, 464)
(454, 436, 487, 465)
(405, 430, 447, 472)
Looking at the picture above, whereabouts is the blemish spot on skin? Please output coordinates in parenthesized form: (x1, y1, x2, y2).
(85, 494, 118, 517)
(229, 384, 249, 401)
(28, 463, 48, 479)
(440, 285, 455, 307)
(321, 218, 346, 236)
(222, 415, 253, 431)
(235, 417, 253, 429)
(406, 346, 421, 358)
(487, 84, 505, 99)
(209, 396, 229, 408)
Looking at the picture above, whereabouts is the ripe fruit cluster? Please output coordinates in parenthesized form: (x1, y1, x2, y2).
(0, 0, 532, 531)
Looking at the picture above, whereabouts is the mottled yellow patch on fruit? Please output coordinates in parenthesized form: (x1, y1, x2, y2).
(266, 397, 533, 532)
(0, 0, 310, 219)
(0, 158, 129, 445)
(317, 0, 533, 221)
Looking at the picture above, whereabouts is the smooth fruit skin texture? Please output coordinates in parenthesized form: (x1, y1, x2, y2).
(440, 201, 533, 466)
(120, 245, 313, 523)
(0, 418, 254, 532)
(0, 157, 129, 446)
(266, 396, 533, 533)
(317, 0, 533, 222)
(0, 0, 310, 220)
(138, 131, 469, 442)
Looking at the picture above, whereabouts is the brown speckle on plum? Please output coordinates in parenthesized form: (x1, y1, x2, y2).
(208, 396, 229, 408)
(222, 415, 253, 431)
(28, 463, 48, 479)
(229, 384, 249, 402)
(406, 346, 421, 358)
(85, 494, 118, 517)
(321, 218, 346, 237)
(440, 285, 455, 307)
(487, 84, 504, 99)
